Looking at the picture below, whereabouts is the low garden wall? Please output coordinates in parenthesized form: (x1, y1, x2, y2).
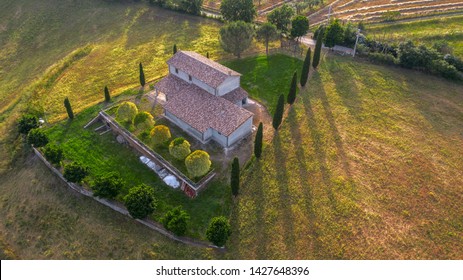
(98, 111, 216, 198)
(32, 147, 219, 249)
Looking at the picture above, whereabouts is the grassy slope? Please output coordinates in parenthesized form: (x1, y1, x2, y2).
(44, 102, 230, 239)
(366, 15, 463, 58)
(226, 55, 463, 259)
(224, 54, 303, 114)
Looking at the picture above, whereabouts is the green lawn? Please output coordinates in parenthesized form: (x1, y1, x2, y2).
(44, 101, 231, 240)
(224, 54, 303, 114)
(226, 55, 463, 259)
(366, 15, 463, 58)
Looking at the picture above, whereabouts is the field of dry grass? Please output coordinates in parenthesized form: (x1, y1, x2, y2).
(308, 0, 463, 26)
(226, 54, 463, 259)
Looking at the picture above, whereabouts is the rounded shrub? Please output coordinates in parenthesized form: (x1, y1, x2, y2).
(27, 128, 49, 147)
(124, 184, 157, 219)
(91, 172, 124, 199)
(161, 206, 190, 236)
(18, 114, 39, 134)
(116, 101, 138, 124)
(43, 143, 64, 166)
(168, 137, 191, 160)
(134, 111, 155, 131)
(150, 125, 171, 147)
(185, 150, 211, 178)
(206, 216, 231, 247)
(63, 162, 89, 183)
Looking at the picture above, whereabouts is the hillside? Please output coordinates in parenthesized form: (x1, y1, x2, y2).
(226, 55, 463, 259)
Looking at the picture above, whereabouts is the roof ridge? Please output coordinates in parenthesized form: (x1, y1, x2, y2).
(181, 51, 240, 76)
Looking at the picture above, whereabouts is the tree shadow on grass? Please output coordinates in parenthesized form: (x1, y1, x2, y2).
(286, 107, 322, 258)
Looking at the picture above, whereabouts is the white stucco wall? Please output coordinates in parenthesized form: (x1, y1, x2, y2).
(165, 110, 205, 142)
(227, 117, 253, 147)
(217, 76, 240, 96)
(211, 129, 228, 147)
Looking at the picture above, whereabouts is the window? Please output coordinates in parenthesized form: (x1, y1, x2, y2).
(175, 68, 178, 74)
(188, 75, 192, 81)
(242, 98, 247, 105)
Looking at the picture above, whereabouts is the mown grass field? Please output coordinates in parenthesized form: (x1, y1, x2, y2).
(366, 15, 463, 58)
(226, 55, 463, 259)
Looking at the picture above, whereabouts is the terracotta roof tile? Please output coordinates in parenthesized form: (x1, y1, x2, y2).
(154, 74, 189, 98)
(222, 87, 249, 104)
(167, 51, 240, 88)
(163, 84, 253, 137)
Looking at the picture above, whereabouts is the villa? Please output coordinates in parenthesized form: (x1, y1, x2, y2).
(155, 51, 254, 148)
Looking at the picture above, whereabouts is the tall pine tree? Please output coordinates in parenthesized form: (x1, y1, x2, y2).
(139, 62, 145, 87)
(287, 71, 297, 105)
(104, 86, 111, 102)
(231, 157, 240, 197)
(312, 27, 324, 69)
(173, 44, 177, 54)
(300, 48, 311, 87)
(254, 122, 263, 159)
(273, 94, 285, 130)
(64, 97, 74, 119)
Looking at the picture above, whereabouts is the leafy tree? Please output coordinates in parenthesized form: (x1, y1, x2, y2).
(219, 21, 254, 59)
(300, 47, 311, 87)
(124, 184, 157, 219)
(206, 216, 231, 247)
(272, 94, 285, 130)
(287, 71, 298, 105)
(267, 4, 295, 33)
(230, 157, 240, 196)
(27, 128, 48, 147)
(312, 26, 324, 69)
(161, 206, 190, 236)
(185, 150, 211, 178)
(64, 97, 74, 119)
(324, 19, 344, 48)
(63, 162, 89, 183)
(150, 125, 171, 146)
(92, 172, 124, 199)
(173, 44, 177, 54)
(178, 0, 203, 15)
(134, 111, 155, 131)
(104, 86, 111, 102)
(290, 15, 309, 40)
(254, 122, 263, 159)
(256, 22, 279, 56)
(342, 22, 357, 48)
(169, 137, 191, 160)
(116, 101, 138, 124)
(18, 114, 39, 134)
(139, 62, 145, 87)
(220, 0, 256, 23)
(43, 143, 64, 166)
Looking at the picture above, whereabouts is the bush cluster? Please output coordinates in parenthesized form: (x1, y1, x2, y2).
(185, 150, 211, 178)
(161, 206, 190, 236)
(124, 184, 157, 219)
(168, 137, 191, 160)
(149, 0, 203, 15)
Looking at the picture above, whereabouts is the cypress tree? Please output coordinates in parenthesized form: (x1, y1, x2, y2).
(206, 52, 209, 58)
(64, 97, 74, 119)
(231, 157, 240, 197)
(313, 27, 324, 69)
(300, 48, 311, 87)
(287, 71, 297, 105)
(254, 122, 263, 159)
(139, 62, 145, 87)
(104, 86, 111, 102)
(173, 44, 177, 54)
(273, 94, 285, 130)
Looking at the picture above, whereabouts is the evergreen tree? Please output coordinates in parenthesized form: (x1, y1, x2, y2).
(220, 0, 256, 23)
(104, 86, 111, 102)
(219, 21, 254, 59)
(256, 22, 279, 56)
(254, 122, 263, 159)
(230, 157, 240, 197)
(287, 71, 298, 105)
(206, 52, 209, 58)
(324, 19, 344, 48)
(300, 48, 311, 87)
(273, 94, 285, 130)
(64, 97, 74, 119)
(173, 44, 177, 54)
(313, 26, 324, 69)
(139, 62, 145, 87)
